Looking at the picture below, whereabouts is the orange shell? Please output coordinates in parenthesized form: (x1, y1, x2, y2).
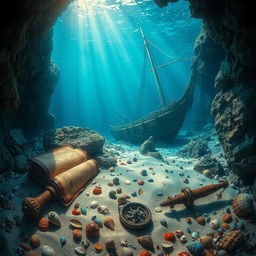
(94, 243, 103, 251)
(186, 217, 192, 224)
(120, 162, 126, 165)
(73, 229, 82, 240)
(29, 234, 41, 249)
(104, 217, 115, 230)
(72, 208, 81, 215)
(223, 213, 233, 223)
(164, 232, 176, 242)
(93, 188, 102, 195)
(140, 251, 152, 256)
(221, 223, 230, 229)
(196, 216, 206, 225)
(137, 180, 145, 186)
(38, 218, 49, 232)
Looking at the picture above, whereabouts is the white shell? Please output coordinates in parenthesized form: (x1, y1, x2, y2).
(97, 205, 109, 214)
(161, 241, 173, 249)
(48, 211, 61, 227)
(154, 207, 162, 213)
(74, 246, 87, 255)
(41, 245, 56, 256)
(90, 200, 99, 209)
(210, 219, 220, 230)
(69, 219, 83, 230)
(124, 180, 131, 185)
(180, 235, 187, 243)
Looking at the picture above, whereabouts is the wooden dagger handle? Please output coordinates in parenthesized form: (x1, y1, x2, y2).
(22, 186, 57, 218)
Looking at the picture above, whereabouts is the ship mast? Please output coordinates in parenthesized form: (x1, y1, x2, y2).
(139, 28, 166, 107)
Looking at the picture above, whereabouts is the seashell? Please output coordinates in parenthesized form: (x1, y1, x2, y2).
(217, 229, 244, 252)
(81, 208, 87, 215)
(94, 242, 103, 251)
(187, 242, 204, 256)
(38, 218, 49, 232)
(156, 191, 163, 196)
(29, 234, 41, 249)
(92, 187, 102, 195)
(116, 187, 122, 193)
(105, 239, 116, 250)
(180, 235, 187, 243)
(223, 213, 232, 223)
(48, 211, 61, 227)
(81, 240, 90, 249)
(164, 232, 176, 242)
(186, 217, 192, 224)
(93, 217, 103, 227)
(196, 216, 205, 225)
(109, 190, 117, 199)
(178, 252, 190, 256)
(137, 180, 144, 186)
(160, 219, 168, 227)
(154, 207, 162, 213)
(104, 217, 115, 230)
(90, 200, 99, 208)
(232, 193, 254, 218)
(175, 229, 183, 238)
(72, 208, 81, 215)
(85, 222, 99, 237)
(120, 239, 128, 247)
(118, 195, 128, 205)
(191, 231, 199, 240)
(74, 246, 87, 255)
(131, 191, 137, 197)
(120, 247, 134, 256)
(41, 245, 56, 256)
(139, 251, 152, 256)
(210, 219, 219, 230)
(140, 169, 148, 176)
(199, 236, 213, 249)
(113, 177, 120, 185)
(108, 182, 114, 186)
(137, 235, 154, 251)
(109, 167, 115, 172)
(125, 180, 132, 185)
(120, 161, 126, 165)
(161, 241, 173, 249)
(203, 169, 212, 177)
(147, 178, 154, 182)
(221, 223, 230, 229)
(69, 219, 82, 230)
(60, 236, 66, 247)
(183, 178, 189, 184)
(97, 205, 109, 214)
(73, 229, 82, 241)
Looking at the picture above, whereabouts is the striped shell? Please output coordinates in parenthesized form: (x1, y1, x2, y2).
(217, 229, 244, 252)
(199, 235, 213, 249)
(38, 218, 49, 232)
(187, 242, 205, 256)
(232, 193, 254, 218)
(137, 235, 154, 251)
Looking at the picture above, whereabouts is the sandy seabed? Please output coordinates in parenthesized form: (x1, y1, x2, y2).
(0, 134, 255, 256)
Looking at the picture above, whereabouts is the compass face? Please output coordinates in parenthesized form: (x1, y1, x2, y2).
(119, 202, 152, 229)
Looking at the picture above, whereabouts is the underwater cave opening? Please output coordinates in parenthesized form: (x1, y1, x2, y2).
(50, 0, 201, 138)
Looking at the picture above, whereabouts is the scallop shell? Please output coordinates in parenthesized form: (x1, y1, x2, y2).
(41, 245, 56, 256)
(217, 229, 244, 252)
(29, 234, 41, 249)
(232, 193, 254, 218)
(48, 211, 61, 227)
(187, 242, 205, 256)
(137, 235, 154, 251)
(199, 236, 214, 249)
(38, 218, 49, 232)
(69, 218, 83, 230)
(74, 246, 87, 255)
(104, 217, 115, 230)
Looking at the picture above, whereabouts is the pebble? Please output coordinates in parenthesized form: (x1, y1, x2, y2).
(60, 236, 66, 247)
(125, 180, 132, 185)
(183, 178, 189, 184)
(210, 219, 220, 230)
(90, 201, 99, 209)
(137, 180, 144, 186)
(109, 190, 117, 199)
(191, 231, 199, 239)
(140, 169, 148, 176)
(113, 177, 120, 185)
(81, 208, 87, 215)
(180, 235, 187, 243)
(147, 178, 154, 182)
(92, 217, 103, 227)
(160, 219, 168, 227)
(156, 191, 163, 197)
(155, 207, 162, 213)
(131, 191, 137, 197)
(41, 245, 56, 256)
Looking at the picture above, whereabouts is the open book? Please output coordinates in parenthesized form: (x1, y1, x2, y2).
(27, 145, 99, 206)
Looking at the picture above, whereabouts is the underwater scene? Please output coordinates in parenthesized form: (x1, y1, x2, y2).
(0, 0, 256, 256)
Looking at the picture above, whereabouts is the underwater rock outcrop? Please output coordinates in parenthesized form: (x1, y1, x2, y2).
(44, 126, 105, 155)
(178, 135, 211, 158)
(139, 136, 163, 161)
(157, 0, 256, 181)
(194, 155, 224, 175)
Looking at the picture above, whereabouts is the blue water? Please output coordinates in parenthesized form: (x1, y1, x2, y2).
(50, 0, 201, 136)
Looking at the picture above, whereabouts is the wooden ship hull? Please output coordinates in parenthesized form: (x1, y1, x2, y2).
(111, 74, 196, 143)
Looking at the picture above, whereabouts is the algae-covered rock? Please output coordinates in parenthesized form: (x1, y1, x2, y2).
(139, 136, 163, 161)
(96, 152, 117, 168)
(194, 155, 224, 175)
(44, 126, 105, 155)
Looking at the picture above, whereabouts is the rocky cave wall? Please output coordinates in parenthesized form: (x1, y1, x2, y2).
(0, 0, 71, 172)
(157, 0, 256, 181)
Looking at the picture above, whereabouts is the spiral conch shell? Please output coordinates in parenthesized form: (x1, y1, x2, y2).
(232, 193, 254, 218)
(217, 229, 244, 252)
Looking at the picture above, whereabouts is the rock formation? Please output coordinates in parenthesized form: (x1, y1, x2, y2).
(156, 0, 256, 181)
